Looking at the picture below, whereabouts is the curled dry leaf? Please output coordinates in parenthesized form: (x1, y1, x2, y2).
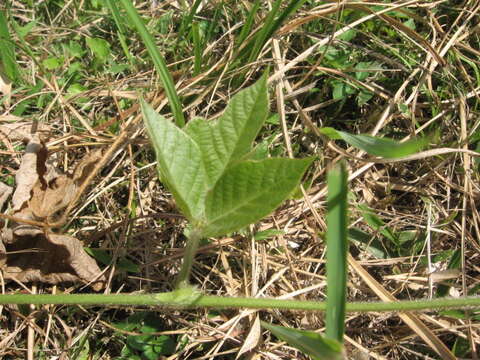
(1, 134, 106, 290)
(236, 314, 262, 359)
(2, 232, 105, 291)
(11, 135, 44, 212)
(28, 150, 100, 221)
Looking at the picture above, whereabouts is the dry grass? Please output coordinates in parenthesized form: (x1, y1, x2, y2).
(1, 0, 480, 359)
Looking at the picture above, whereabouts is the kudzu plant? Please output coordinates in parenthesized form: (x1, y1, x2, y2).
(140, 72, 314, 287)
(141, 73, 351, 358)
(1, 2, 478, 357)
(0, 75, 480, 360)
(2, 69, 478, 359)
(141, 73, 349, 358)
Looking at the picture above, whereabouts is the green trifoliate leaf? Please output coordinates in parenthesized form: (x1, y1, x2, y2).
(203, 157, 314, 237)
(320, 127, 428, 158)
(141, 99, 207, 221)
(261, 322, 343, 360)
(185, 73, 268, 186)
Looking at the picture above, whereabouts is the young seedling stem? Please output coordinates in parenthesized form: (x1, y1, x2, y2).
(175, 227, 203, 288)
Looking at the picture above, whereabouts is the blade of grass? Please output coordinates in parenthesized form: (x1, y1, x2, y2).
(246, 0, 282, 64)
(192, 22, 202, 75)
(203, 5, 221, 47)
(320, 127, 428, 159)
(325, 162, 348, 342)
(104, 0, 136, 67)
(0, 10, 20, 82)
(118, 0, 185, 127)
(246, 0, 308, 64)
(265, 0, 308, 46)
(236, 0, 261, 48)
(261, 322, 343, 360)
(177, 0, 203, 40)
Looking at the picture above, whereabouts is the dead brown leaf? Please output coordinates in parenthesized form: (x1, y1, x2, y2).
(0, 71, 12, 109)
(1, 133, 106, 290)
(0, 121, 51, 143)
(430, 269, 462, 283)
(11, 135, 44, 212)
(0, 181, 12, 211)
(30, 150, 100, 221)
(0, 240, 6, 269)
(236, 314, 262, 359)
(1, 232, 104, 291)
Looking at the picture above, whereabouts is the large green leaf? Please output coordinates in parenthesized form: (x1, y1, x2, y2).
(185, 73, 268, 186)
(203, 157, 314, 237)
(320, 127, 428, 158)
(141, 99, 207, 220)
(261, 322, 343, 360)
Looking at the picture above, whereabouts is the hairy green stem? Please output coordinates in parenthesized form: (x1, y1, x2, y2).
(175, 228, 203, 288)
(0, 293, 479, 312)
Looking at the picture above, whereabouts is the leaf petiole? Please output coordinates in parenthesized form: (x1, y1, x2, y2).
(175, 227, 204, 288)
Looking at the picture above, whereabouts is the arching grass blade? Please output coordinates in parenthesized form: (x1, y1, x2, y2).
(118, 0, 185, 127)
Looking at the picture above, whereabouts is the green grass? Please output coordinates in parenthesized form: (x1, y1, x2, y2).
(325, 162, 348, 343)
(0, 0, 479, 359)
(117, 0, 185, 127)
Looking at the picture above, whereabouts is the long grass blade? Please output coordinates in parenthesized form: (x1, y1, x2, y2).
(261, 322, 343, 360)
(325, 162, 348, 342)
(246, 0, 307, 63)
(320, 127, 428, 159)
(178, 0, 203, 40)
(192, 22, 202, 75)
(236, 0, 261, 48)
(203, 5, 221, 47)
(266, 0, 308, 45)
(118, 0, 185, 127)
(104, 0, 136, 67)
(246, 0, 282, 64)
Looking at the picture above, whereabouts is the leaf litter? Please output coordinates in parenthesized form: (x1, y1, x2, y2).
(0, 121, 51, 143)
(0, 124, 106, 290)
